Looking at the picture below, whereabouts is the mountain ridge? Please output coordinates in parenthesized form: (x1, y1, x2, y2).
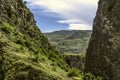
(45, 30, 92, 54)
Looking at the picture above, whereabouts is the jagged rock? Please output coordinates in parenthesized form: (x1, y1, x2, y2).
(85, 0, 120, 80)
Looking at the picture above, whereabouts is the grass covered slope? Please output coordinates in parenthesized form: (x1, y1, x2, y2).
(0, 0, 83, 80)
(0, 22, 69, 80)
(45, 30, 92, 54)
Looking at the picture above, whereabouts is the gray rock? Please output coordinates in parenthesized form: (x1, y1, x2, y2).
(85, 0, 120, 80)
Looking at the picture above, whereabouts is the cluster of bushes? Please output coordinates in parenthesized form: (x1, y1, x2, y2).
(67, 68, 81, 77)
(0, 22, 14, 34)
(14, 31, 40, 55)
(84, 73, 102, 80)
(67, 68, 102, 80)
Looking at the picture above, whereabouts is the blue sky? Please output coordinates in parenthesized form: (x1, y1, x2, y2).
(24, 0, 99, 32)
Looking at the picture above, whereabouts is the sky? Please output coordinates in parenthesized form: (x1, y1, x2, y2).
(23, 0, 99, 32)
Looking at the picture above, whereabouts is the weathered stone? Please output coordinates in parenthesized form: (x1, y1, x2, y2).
(85, 0, 120, 80)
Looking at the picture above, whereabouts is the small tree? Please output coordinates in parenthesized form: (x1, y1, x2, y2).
(24, 1, 27, 4)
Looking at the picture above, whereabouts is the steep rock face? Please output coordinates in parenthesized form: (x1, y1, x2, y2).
(0, 0, 73, 80)
(85, 0, 120, 80)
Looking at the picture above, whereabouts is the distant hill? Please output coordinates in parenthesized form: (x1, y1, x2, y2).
(45, 30, 92, 54)
(46, 30, 77, 35)
(66, 30, 91, 39)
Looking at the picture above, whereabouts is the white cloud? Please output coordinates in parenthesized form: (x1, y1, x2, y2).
(69, 24, 92, 30)
(57, 19, 83, 24)
(36, 0, 72, 12)
(24, 0, 98, 30)
(57, 19, 92, 30)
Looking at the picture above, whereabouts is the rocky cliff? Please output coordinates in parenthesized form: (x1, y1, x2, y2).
(0, 0, 82, 80)
(85, 0, 120, 80)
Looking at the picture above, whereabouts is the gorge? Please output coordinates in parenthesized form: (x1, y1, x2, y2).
(0, 0, 119, 80)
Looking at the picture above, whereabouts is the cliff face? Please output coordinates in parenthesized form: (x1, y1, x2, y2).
(85, 0, 120, 80)
(0, 0, 75, 80)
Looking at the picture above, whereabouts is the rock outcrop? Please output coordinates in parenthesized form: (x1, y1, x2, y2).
(85, 0, 120, 80)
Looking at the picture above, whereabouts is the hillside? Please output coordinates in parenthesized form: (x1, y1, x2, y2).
(0, 0, 83, 80)
(45, 30, 92, 54)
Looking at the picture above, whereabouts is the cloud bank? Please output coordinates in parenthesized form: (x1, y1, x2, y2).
(24, 0, 98, 30)
(69, 24, 92, 30)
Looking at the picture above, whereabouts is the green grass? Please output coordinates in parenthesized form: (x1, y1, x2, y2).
(0, 22, 14, 34)
(0, 22, 86, 80)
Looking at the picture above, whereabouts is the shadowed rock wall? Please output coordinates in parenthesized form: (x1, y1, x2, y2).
(85, 0, 120, 80)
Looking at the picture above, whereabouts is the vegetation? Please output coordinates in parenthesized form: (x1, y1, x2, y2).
(68, 68, 81, 77)
(0, 20, 102, 80)
(84, 73, 102, 80)
(45, 30, 91, 54)
(0, 22, 72, 80)
(0, 0, 103, 80)
(0, 22, 14, 34)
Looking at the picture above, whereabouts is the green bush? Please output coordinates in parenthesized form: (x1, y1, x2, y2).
(25, 40, 32, 48)
(0, 33, 2, 37)
(0, 22, 14, 34)
(25, 41, 38, 54)
(16, 38, 25, 46)
(14, 72, 28, 80)
(67, 68, 80, 77)
(84, 73, 102, 80)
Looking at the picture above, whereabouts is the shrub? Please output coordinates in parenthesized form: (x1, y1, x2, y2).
(0, 22, 14, 34)
(67, 68, 80, 77)
(24, 1, 27, 4)
(0, 33, 2, 37)
(16, 38, 25, 46)
(14, 72, 28, 80)
(25, 40, 32, 48)
(84, 73, 102, 80)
